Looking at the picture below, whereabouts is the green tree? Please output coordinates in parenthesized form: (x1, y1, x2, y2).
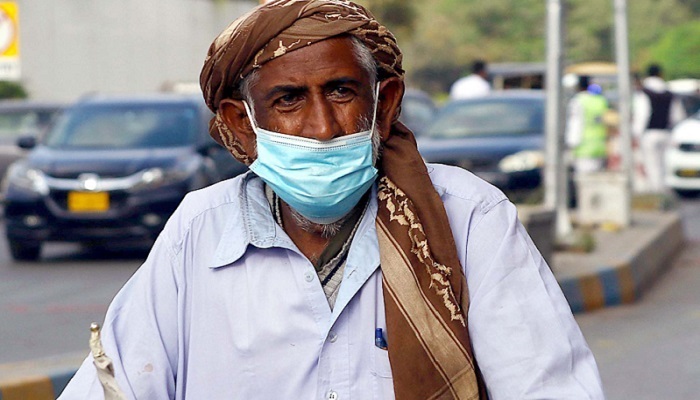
(566, 0, 691, 67)
(357, 0, 700, 92)
(358, 0, 418, 41)
(0, 81, 27, 99)
(404, 0, 546, 92)
(646, 21, 700, 79)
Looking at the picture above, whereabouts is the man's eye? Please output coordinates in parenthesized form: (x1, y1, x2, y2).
(330, 87, 354, 100)
(277, 94, 301, 107)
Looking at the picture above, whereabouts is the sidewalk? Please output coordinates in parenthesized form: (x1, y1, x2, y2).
(554, 210, 684, 313)
(0, 210, 685, 399)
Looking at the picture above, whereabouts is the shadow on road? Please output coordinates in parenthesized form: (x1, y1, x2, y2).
(39, 243, 151, 263)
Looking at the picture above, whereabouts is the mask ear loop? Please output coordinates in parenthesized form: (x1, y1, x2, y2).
(369, 83, 380, 131)
(242, 101, 259, 132)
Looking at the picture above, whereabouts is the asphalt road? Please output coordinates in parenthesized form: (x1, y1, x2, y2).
(575, 196, 700, 399)
(0, 236, 143, 364)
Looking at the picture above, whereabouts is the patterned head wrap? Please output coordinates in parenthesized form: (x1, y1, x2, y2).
(199, 2, 486, 399)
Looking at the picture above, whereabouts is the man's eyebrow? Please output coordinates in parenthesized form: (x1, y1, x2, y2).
(264, 85, 308, 101)
(323, 77, 363, 89)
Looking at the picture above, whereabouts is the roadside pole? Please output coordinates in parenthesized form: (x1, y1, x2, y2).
(544, 0, 571, 237)
(613, 0, 633, 219)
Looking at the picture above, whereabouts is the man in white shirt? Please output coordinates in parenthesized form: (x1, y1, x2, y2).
(449, 60, 491, 100)
(60, 1, 603, 399)
(632, 64, 686, 192)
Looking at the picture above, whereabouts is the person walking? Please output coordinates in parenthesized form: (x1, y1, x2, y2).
(449, 60, 491, 100)
(566, 76, 609, 175)
(633, 64, 686, 192)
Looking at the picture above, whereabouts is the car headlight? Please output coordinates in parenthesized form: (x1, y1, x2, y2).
(130, 159, 200, 191)
(3, 162, 49, 195)
(499, 150, 545, 173)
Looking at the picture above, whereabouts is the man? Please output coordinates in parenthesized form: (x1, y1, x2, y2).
(449, 60, 491, 100)
(566, 76, 609, 175)
(633, 64, 686, 192)
(60, 1, 603, 399)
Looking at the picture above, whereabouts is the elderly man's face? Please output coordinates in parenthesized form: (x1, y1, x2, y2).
(247, 36, 376, 140)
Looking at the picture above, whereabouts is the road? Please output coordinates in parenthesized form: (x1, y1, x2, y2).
(575, 197, 700, 399)
(1, 197, 700, 397)
(0, 237, 143, 364)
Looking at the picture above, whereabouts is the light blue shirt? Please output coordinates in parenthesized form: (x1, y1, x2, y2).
(60, 164, 604, 400)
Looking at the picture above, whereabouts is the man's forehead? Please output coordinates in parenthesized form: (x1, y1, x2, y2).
(251, 36, 371, 90)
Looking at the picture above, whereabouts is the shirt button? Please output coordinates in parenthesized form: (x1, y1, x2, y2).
(327, 391, 338, 400)
(304, 272, 315, 282)
(328, 331, 338, 343)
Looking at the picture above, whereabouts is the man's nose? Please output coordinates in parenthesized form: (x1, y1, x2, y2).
(304, 95, 342, 141)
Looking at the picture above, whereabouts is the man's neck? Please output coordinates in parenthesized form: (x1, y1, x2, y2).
(280, 202, 332, 265)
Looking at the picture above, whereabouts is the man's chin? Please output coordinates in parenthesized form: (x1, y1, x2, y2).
(289, 208, 347, 239)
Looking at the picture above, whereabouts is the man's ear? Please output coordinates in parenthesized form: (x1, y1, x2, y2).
(377, 77, 405, 142)
(219, 99, 257, 156)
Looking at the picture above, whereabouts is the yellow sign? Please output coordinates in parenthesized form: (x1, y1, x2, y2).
(0, 2, 17, 56)
(0, 2, 19, 80)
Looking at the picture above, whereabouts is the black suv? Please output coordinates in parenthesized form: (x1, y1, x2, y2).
(2, 94, 246, 260)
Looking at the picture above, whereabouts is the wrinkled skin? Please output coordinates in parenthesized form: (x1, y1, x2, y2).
(218, 36, 404, 263)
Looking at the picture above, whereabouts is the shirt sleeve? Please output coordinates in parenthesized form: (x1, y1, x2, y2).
(464, 200, 604, 399)
(565, 95, 583, 149)
(58, 231, 181, 400)
(632, 92, 650, 137)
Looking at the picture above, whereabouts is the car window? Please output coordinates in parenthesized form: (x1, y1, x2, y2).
(0, 111, 56, 138)
(45, 104, 198, 149)
(400, 97, 436, 135)
(425, 98, 543, 138)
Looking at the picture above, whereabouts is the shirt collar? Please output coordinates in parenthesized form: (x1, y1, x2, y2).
(209, 173, 384, 269)
(210, 173, 289, 268)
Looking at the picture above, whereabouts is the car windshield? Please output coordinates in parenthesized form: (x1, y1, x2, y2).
(424, 98, 543, 138)
(400, 97, 436, 135)
(45, 104, 199, 149)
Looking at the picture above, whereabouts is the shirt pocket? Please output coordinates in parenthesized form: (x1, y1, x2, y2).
(371, 345, 393, 378)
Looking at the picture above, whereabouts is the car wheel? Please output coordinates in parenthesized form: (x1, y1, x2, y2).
(8, 239, 41, 261)
(674, 189, 700, 199)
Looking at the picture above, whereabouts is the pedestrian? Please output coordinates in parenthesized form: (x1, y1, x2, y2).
(566, 75, 610, 175)
(449, 59, 491, 100)
(632, 64, 686, 193)
(59, 1, 604, 399)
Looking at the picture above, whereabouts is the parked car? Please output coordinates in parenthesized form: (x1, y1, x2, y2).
(2, 94, 247, 260)
(417, 90, 545, 191)
(0, 100, 64, 184)
(665, 111, 700, 197)
(398, 88, 437, 136)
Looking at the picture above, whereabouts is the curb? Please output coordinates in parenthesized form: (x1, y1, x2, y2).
(556, 212, 684, 313)
(0, 369, 75, 400)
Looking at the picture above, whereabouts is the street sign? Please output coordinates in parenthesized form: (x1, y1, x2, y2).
(0, 2, 19, 81)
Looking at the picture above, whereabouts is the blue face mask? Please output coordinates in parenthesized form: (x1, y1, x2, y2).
(244, 87, 379, 224)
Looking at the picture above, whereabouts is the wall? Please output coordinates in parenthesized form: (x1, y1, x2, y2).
(16, 0, 255, 101)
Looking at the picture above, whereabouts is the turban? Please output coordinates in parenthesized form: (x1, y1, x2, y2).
(200, 0, 403, 111)
(199, 2, 486, 399)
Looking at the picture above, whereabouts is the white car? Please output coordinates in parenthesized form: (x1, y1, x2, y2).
(665, 112, 700, 197)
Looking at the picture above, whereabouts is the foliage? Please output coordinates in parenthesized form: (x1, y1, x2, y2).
(358, 0, 417, 41)
(0, 81, 27, 99)
(645, 21, 700, 79)
(357, 0, 699, 93)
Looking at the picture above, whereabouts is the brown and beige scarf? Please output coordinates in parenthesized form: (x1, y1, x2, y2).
(200, 1, 487, 398)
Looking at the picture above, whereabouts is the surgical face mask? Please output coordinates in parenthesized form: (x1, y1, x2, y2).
(244, 86, 380, 225)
